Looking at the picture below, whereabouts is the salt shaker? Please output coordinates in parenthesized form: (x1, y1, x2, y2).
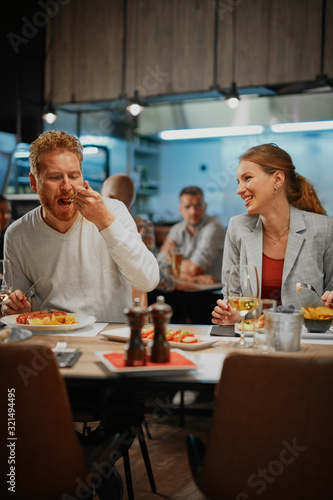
(123, 298, 147, 366)
(148, 295, 173, 363)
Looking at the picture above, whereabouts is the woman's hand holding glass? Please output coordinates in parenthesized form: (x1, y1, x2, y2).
(212, 298, 242, 325)
(0, 260, 12, 305)
(226, 264, 259, 347)
(0, 260, 14, 317)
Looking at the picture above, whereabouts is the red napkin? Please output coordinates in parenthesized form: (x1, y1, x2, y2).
(103, 351, 196, 369)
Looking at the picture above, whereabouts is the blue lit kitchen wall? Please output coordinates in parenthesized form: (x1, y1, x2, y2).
(152, 129, 333, 226)
(42, 93, 333, 226)
(45, 114, 333, 225)
(141, 92, 333, 224)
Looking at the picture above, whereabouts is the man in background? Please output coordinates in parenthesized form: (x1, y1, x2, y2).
(158, 185, 225, 284)
(101, 173, 155, 253)
(0, 195, 12, 259)
(102, 174, 199, 294)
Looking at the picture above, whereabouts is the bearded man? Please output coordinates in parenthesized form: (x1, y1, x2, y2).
(3, 130, 159, 322)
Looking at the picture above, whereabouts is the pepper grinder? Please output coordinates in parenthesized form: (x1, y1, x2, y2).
(123, 297, 147, 367)
(148, 295, 173, 363)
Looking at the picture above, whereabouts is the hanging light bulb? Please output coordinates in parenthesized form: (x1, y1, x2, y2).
(127, 102, 144, 117)
(42, 100, 58, 124)
(225, 82, 240, 109)
(126, 90, 145, 117)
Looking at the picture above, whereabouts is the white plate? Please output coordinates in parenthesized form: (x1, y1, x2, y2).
(302, 324, 333, 340)
(101, 326, 217, 351)
(95, 349, 197, 376)
(302, 332, 333, 340)
(1, 313, 96, 332)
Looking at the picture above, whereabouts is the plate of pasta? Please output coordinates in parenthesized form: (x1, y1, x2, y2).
(1, 311, 96, 332)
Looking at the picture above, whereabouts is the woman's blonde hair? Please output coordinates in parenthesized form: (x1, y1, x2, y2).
(29, 130, 83, 177)
(240, 143, 326, 215)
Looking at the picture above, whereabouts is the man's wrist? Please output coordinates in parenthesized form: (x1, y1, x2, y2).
(96, 214, 116, 231)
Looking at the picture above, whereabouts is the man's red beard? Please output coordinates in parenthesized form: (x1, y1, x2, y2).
(39, 193, 78, 222)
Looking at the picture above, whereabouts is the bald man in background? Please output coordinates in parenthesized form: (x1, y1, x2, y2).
(102, 174, 155, 253)
(102, 175, 197, 293)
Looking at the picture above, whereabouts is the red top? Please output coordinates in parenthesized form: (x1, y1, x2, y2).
(261, 253, 284, 304)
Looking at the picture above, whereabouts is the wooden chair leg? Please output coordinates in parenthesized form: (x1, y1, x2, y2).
(119, 422, 156, 499)
(138, 424, 157, 493)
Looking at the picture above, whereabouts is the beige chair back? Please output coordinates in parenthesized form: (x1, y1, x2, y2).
(0, 344, 89, 500)
(198, 353, 333, 500)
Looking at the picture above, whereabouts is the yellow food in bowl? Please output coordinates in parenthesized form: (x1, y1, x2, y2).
(301, 306, 333, 320)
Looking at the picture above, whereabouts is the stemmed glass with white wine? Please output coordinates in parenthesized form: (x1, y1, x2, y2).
(226, 264, 259, 347)
(0, 259, 13, 313)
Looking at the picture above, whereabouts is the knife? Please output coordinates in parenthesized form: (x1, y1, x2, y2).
(58, 349, 82, 368)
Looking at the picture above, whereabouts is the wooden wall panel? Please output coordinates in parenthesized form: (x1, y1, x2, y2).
(215, 2, 233, 89)
(217, 0, 323, 88)
(266, 0, 322, 84)
(46, 0, 123, 103)
(324, 0, 333, 77)
(45, 3, 75, 103)
(234, 0, 272, 87)
(46, 0, 329, 105)
(126, 0, 215, 97)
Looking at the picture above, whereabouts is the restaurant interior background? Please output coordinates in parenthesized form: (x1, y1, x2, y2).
(1, 0, 333, 226)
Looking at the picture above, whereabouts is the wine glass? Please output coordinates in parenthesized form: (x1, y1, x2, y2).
(0, 259, 13, 313)
(226, 264, 259, 347)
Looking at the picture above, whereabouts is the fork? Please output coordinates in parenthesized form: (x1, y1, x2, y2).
(66, 193, 76, 202)
(296, 282, 322, 300)
(22, 277, 42, 298)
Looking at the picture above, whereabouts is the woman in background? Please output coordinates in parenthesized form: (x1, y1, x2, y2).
(212, 143, 333, 326)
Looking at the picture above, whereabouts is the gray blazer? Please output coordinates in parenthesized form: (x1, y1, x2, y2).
(222, 206, 333, 308)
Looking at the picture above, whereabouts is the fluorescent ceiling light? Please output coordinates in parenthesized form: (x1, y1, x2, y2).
(13, 151, 30, 158)
(159, 125, 264, 140)
(83, 147, 99, 155)
(80, 136, 114, 147)
(271, 120, 333, 133)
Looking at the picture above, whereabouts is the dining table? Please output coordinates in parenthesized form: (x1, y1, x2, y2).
(18, 321, 333, 393)
(4, 317, 333, 431)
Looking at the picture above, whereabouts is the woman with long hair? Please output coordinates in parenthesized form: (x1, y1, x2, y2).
(212, 143, 333, 326)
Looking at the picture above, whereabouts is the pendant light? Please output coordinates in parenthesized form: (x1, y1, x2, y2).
(43, 17, 58, 124)
(42, 100, 57, 124)
(226, 5, 240, 109)
(225, 82, 240, 109)
(126, 0, 145, 117)
(126, 90, 145, 116)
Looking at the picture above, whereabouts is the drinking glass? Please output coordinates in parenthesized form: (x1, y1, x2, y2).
(0, 259, 13, 310)
(170, 248, 183, 279)
(253, 299, 277, 352)
(226, 264, 259, 347)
